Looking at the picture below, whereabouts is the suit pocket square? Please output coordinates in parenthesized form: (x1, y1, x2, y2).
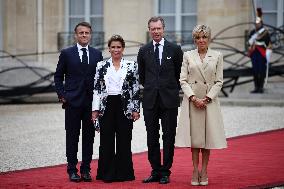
(167, 57, 172, 59)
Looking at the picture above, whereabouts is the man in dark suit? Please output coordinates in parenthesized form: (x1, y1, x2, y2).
(137, 16, 183, 184)
(54, 22, 103, 182)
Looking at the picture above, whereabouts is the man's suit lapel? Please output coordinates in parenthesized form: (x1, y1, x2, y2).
(88, 47, 93, 65)
(161, 40, 170, 68)
(71, 45, 85, 74)
(144, 43, 155, 66)
(71, 45, 81, 63)
(88, 47, 98, 65)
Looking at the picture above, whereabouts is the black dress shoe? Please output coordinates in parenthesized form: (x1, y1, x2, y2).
(159, 176, 170, 184)
(81, 172, 92, 182)
(142, 175, 160, 183)
(69, 172, 81, 182)
(258, 88, 264, 93)
(250, 89, 259, 93)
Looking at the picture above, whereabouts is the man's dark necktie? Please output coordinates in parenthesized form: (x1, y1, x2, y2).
(81, 48, 88, 64)
(154, 43, 160, 65)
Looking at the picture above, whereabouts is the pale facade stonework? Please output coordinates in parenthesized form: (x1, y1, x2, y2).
(4, 0, 37, 55)
(198, 0, 251, 51)
(0, 0, 260, 59)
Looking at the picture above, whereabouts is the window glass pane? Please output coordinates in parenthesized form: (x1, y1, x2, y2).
(69, 0, 84, 15)
(91, 0, 103, 15)
(263, 13, 277, 27)
(91, 18, 103, 31)
(164, 16, 175, 31)
(90, 18, 104, 48)
(256, 0, 277, 11)
(159, 0, 175, 13)
(182, 16, 196, 44)
(182, 0, 197, 13)
(69, 18, 84, 32)
(182, 16, 197, 30)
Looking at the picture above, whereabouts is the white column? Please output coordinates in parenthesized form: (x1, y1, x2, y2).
(85, 0, 90, 22)
(37, 0, 43, 54)
(0, 0, 4, 50)
(176, 0, 181, 31)
(252, 0, 257, 21)
(65, 0, 69, 31)
(175, 0, 181, 44)
(154, 0, 158, 16)
(277, 0, 283, 27)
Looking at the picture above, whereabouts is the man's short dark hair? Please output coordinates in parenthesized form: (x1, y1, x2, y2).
(74, 22, 92, 33)
(148, 16, 165, 28)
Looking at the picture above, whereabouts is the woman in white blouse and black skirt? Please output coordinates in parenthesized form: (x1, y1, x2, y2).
(91, 35, 140, 182)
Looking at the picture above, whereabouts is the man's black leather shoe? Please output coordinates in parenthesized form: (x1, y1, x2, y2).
(81, 172, 92, 182)
(142, 175, 160, 183)
(159, 176, 170, 184)
(69, 172, 81, 182)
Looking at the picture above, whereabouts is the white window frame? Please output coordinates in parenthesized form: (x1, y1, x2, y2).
(155, 0, 197, 32)
(0, 0, 3, 50)
(65, 0, 103, 32)
(254, 0, 284, 27)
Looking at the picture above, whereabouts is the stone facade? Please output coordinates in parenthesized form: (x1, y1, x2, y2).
(1, 0, 256, 55)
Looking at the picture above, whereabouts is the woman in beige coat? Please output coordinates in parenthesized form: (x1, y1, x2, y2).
(175, 25, 227, 186)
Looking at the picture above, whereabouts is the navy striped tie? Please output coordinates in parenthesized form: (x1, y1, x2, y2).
(155, 43, 160, 65)
(81, 48, 88, 64)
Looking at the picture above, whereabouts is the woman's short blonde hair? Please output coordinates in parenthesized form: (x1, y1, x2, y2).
(192, 24, 211, 40)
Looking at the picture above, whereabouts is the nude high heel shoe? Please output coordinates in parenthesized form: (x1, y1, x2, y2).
(191, 171, 200, 186)
(199, 172, 208, 186)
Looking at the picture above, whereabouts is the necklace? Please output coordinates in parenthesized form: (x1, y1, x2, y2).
(112, 59, 121, 71)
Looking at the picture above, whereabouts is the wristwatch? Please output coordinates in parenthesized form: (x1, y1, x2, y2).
(205, 96, 212, 103)
(190, 96, 197, 102)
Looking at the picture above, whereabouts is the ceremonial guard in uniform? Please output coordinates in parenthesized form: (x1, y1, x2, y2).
(248, 8, 272, 93)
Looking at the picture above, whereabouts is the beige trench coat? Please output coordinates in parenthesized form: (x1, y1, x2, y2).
(175, 48, 227, 149)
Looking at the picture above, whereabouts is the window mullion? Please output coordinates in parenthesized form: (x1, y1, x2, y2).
(65, 0, 69, 31)
(85, 0, 90, 22)
(176, 0, 181, 32)
(277, 0, 283, 27)
(155, 0, 159, 15)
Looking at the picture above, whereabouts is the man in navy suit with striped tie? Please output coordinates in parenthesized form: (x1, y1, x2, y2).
(54, 22, 103, 182)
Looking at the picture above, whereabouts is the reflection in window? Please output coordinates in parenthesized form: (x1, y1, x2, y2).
(255, 0, 283, 27)
(68, 0, 103, 32)
(91, 0, 103, 31)
(157, 0, 197, 45)
(159, 0, 175, 13)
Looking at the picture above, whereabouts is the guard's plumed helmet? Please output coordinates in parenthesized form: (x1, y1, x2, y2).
(255, 8, 263, 24)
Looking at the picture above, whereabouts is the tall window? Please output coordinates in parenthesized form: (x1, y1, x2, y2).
(90, 0, 103, 31)
(156, 0, 197, 44)
(67, 0, 103, 32)
(181, 0, 197, 32)
(59, 0, 103, 49)
(158, 0, 176, 31)
(255, 0, 284, 27)
(0, 0, 3, 50)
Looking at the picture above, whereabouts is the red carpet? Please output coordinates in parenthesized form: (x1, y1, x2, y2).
(1, 129, 284, 189)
